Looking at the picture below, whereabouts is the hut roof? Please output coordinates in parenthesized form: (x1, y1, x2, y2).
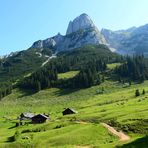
(32, 114, 49, 119)
(63, 108, 78, 113)
(21, 112, 35, 119)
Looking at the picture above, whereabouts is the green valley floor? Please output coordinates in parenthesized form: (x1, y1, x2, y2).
(0, 79, 147, 147)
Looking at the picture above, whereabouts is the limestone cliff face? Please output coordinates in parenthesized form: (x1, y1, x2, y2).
(66, 13, 95, 35)
(31, 14, 107, 52)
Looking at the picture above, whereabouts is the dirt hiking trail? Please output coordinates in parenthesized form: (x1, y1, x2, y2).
(101, 123, 130, 141)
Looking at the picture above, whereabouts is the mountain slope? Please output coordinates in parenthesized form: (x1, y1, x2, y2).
(18, 44, 119, 92)
(0, 48, 53, 83)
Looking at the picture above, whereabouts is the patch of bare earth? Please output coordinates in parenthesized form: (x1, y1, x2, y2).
(75, 121, 88, 124)
(101, 123, 130, 141)
(76, 146, 91, 148)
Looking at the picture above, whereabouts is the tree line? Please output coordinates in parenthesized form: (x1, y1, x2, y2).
(115, 55, 148, 82)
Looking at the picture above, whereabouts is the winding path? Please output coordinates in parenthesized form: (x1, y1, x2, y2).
(101, 123, 130, 141)
(42, 54, 57, 67)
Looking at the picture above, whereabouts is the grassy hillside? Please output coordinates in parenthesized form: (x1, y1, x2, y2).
(0, 71, 147, 147)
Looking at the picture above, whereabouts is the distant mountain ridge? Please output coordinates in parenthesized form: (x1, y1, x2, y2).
(101, 24, 148, 55)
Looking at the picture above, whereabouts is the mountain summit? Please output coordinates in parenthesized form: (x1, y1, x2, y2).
(66, 13, 95, 35)
(31, 14, 107, 52)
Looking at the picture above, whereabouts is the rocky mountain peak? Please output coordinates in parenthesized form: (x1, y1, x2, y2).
(31, 13, 107, 52)
(66, 13, 95, 35)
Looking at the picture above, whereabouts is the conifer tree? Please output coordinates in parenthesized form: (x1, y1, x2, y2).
(142, 89, 145, 95)
(135, 89, 140, 97)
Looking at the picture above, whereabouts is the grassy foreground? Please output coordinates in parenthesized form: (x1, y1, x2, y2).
(0, 71, 147, 147)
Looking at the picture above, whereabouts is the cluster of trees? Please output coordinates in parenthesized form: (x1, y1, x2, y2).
(73, 67, 101, 88)
(115, 55, 148, 82)
(135, 89, 146, 97)
(20, 67, 57, 91)
(0, 85, 12, 100)
(72, 60, 106, 88)
(48, 56, 108, 74)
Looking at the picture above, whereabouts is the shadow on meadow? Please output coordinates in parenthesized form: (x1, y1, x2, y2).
(54, 88, 80, 96)
(117, 136, 148, 148)
(18, 88, 36, 97)
(18, 86, 81, 98)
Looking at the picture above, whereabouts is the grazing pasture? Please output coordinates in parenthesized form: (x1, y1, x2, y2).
(0, 72, 147, 147)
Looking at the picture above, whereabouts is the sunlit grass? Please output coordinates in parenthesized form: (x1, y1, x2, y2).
(58, 71, 79, 79)
(0, 73, 147, 147)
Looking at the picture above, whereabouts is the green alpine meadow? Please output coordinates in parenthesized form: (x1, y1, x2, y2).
(0, 1, 148, 147)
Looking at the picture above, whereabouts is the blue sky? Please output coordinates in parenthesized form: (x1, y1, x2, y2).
(0, 0, 148, 55)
